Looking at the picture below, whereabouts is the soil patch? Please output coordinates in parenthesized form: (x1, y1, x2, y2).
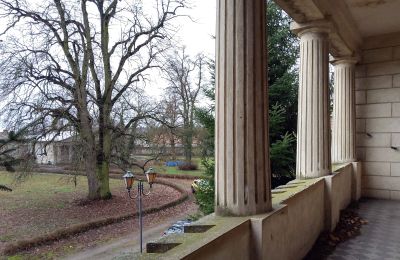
(2, 179, 197, 260)
(0, 172, 181, 254)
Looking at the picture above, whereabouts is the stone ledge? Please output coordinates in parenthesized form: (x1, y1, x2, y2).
(139, 163, 361, 260)
(139, 178, 327, 260)
(139, 214, 250, 259)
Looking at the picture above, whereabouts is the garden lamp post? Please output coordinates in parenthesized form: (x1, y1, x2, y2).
(123, 168, 157, 254)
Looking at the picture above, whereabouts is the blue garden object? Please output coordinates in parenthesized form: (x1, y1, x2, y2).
(165, 161, 177, 167)
(165, 161, 184, 167)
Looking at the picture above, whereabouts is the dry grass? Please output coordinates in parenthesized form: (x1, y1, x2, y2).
(0, 172, 185, 255)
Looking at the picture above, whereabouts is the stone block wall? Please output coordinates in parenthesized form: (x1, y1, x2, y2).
(144, 164, 359, 260)
(356, 33, 400, 199)
(325, 164, 353, 231)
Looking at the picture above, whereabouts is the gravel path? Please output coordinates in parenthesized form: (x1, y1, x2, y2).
(59, 178, 197, 260)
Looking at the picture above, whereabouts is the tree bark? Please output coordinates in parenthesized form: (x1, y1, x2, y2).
(80, 117, 102, 200)
(183, 125, 193, 162)
(170, 134, 176, 160)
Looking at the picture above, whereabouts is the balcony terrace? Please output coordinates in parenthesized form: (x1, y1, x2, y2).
(135, 0, 400, 259)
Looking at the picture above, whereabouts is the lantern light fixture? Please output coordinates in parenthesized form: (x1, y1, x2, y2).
(145, 167, 157, 187)
(123, 171, 135, 191)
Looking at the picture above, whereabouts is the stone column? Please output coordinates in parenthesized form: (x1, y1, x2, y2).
(332, 58, 358, 163)
(292, 22, 332, 179)
(215, 0, 271, 216)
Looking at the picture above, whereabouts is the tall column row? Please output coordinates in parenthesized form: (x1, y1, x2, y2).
(214, 9, 358, 216)
(215, 0, 271, 216)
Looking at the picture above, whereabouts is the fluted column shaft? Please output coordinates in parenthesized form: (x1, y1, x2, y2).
(332, 59, 357, 163)
(295, 28, 331, 178)
(215, 0, 271, 216)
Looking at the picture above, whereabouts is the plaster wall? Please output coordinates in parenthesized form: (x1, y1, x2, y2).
(355, 32, 400, 199)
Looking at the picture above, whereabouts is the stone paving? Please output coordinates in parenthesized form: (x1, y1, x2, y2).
(328, 199, 400, 260)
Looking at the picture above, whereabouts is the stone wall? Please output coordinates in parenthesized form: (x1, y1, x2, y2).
(324, 164, 353, 231)
(141, 164, 359, 260)
(355, 32, 400, 199)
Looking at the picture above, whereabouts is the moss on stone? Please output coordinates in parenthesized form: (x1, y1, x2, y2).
(139, 178, 327, 259)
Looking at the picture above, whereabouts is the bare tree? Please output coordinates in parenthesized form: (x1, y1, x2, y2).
(159, 92, 180, 159)
(111, 91, 165, 168)
(163, 48, 206, 162)
(0, 0, 187, 200)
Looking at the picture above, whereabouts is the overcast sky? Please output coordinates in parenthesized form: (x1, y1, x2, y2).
(176, 0, 216, 57)
(145, 0, 216, 98)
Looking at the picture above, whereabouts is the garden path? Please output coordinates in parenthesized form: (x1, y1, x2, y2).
(61, 178, 196, 260)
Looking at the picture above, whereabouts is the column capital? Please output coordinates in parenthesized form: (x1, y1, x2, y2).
(290, 19, 333, 37)
(330, 55, 360, 66)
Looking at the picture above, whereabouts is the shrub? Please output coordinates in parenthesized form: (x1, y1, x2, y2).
(178, 162, 198, 171)
(194, 158, 215, 214)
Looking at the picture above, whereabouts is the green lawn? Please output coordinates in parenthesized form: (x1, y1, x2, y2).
(154, 157, 206, 178)
(128, 164, 205, 178)
(157, 166, 205, 177)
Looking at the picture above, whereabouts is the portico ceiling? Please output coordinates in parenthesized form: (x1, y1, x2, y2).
(344, 0, 400, 37)
(274, 0, 400, 56)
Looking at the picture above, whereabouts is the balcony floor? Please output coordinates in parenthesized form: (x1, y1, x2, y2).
(328, 199, 400, 260)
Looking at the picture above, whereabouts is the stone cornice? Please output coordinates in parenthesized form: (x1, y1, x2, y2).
(273, 0, 324, 23)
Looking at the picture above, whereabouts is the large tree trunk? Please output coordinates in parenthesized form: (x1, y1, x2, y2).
(80, 123, 103, 200)
(77, 84, 111, 200)
(170, 133, 176, 160)
(183, 127, 193, 162)
(85, 144, 101, 200)
(95, 160, 111, 199)
(93, 103, 112, 200)
(77, 91, 106, 200)
(82, 139, 111, 200)
(96, 126, 112, 199)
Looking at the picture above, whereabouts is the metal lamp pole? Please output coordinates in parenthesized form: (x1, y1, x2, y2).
(123, 168, 156, 254)
(127, 180, 150, 253)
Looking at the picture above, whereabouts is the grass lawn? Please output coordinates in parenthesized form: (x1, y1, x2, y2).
(0, 171, 180, 256)
(111, 156, 208, 178)
(157, 166, 205, 177)
(153, 157, 207, 178)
